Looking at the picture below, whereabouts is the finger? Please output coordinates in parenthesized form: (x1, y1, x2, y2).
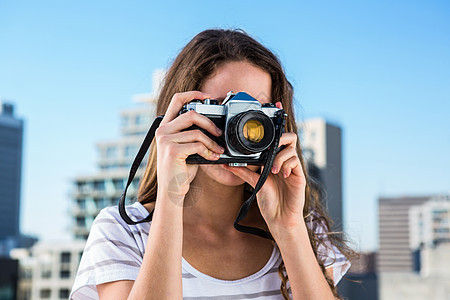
(165, 110, 223, 137)
(162, 91, 211, 124)
(178, 142, 221, 161)
(170, 130, 225, 154)
(271, 146, 298, 174)
(278, 156, 301, 178)
(278, 132, 297, 148)
(275, 102, 283, 109)
(222, 165, 260, 188)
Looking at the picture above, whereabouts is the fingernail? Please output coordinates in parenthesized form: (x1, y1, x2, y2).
(283, 171, 288, 178)
(216, 128, 223, 135)
(272, 166, 277, 174)
(218, 146, 225, 153)
(213, 153, 220, 159)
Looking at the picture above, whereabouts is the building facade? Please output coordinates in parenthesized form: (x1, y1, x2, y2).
(299, 118, 343, 231)
(409, 194, 450, 250)
(0, 102, 24, 255)
(72, 97, 157, 239)
(11, 241, 86, 300)
(378, 195, 432, 272)
(379, 243, 450, 300)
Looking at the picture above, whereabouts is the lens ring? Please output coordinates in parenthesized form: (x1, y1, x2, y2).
(227, 111, 274, 155)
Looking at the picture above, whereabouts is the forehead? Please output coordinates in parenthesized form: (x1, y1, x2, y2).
(201, 61, 272, 103)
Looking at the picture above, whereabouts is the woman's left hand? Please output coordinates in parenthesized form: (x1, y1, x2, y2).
(222, 131, 306, 235)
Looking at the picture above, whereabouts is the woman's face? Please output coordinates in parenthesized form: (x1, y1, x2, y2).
(198, 60, 272, 186)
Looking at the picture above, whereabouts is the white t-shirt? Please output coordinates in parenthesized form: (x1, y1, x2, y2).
(70, 202, 350, 299)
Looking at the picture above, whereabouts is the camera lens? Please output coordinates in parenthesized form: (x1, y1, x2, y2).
(243, 120, 264, 143)
(227, 111, 274, 155)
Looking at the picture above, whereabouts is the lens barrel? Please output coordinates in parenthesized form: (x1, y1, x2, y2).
(227, 110, 274, 155)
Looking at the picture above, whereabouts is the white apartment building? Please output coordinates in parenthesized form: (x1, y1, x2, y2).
(72, 97, 157, 239)
(11, 240, 86, 300)
(410, 194, 450, 250)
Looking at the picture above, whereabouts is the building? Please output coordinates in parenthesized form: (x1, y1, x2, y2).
(11, 241, 86, 300)
(378, 194, 450, 299)
(409, 194, 450, 251)
(0, 102, 24, 255)
(72, 97, 157, 239)
(0, 258, 19, 299)
(338, 251, 379, 300)
(299, 118, 343, 231)
(379, 243, 450, 300)
(377, 195, 432, 272)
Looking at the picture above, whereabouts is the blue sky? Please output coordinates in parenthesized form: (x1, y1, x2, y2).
(1, 0, 449, 251)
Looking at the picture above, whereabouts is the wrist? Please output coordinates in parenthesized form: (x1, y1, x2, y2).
(156, 187, 186, 210)
(269, 220, 309, 246)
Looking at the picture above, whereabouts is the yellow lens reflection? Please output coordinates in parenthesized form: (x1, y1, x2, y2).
(243, 120, 264, 143)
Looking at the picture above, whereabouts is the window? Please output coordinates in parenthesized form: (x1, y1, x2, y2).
(135, 114, 150, 126)
(60, 252, 71, 263)
(77, 181, 91, 193)
(106, 146, 117, 159)
(59, 289, 70, 299)
(125, 145, 137, 158)
(41, 265, 52, 278)
(94, 181, 105, 191)
(76, 217, 85, 227)
(94, 198, 104, 210)
(40, 289, 51, 299)
(113, 179, 124, 190)
(60, 270, 70, 278)
(77, 199, 86, 210)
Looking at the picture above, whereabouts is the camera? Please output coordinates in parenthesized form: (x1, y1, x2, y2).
(180, 91, 286, 166)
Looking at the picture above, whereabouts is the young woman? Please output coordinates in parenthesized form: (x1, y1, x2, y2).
(71, 29, 355, 300)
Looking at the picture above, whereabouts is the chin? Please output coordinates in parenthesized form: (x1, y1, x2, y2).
(198, 164, 247, 186)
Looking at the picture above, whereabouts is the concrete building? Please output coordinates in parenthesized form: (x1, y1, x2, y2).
(379, 243, 450, 300)
(409, 194, 450, 250)
(11, 241, 86, 300)
(71, 70, 164, 239)
(378, 194, 450, 299)
(378, 195, 432, 272)
(299, 118, 343, 231)
(0, 102, 24, 254)
(72, 96, 157, 239)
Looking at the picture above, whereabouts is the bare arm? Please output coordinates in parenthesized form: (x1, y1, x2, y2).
(273, 224, 335, 300)
(97, 194, 184, 300)
(127, 191, 185, 299)
(97, 91, 223, 300)
(224, 128, 338, 299)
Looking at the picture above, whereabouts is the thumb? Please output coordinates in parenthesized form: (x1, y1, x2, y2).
(222, 165, 260, 188)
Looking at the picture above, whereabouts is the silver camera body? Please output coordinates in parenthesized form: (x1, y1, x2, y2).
(181, 91, 285, 166)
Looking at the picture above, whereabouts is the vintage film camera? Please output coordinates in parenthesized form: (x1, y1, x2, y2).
(180, 91, 287, 166)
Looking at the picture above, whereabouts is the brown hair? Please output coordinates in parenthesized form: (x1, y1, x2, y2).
(138, 28, 356, 299)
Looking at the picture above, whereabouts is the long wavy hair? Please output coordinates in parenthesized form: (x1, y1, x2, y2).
(138, 28, 356, 299)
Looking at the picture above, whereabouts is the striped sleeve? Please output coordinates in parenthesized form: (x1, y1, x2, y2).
(70, 207, 144, 300)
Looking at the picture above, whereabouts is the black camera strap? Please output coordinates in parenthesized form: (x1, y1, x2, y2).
(118, 115, 163, 224)
(233, 111, 286, 241)
(119, 111, 286, 242)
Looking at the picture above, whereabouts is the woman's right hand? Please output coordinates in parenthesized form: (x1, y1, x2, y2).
(154, 91, 225, 205)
